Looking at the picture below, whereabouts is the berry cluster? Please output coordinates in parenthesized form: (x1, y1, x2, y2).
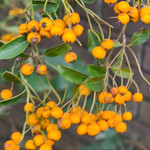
(92, 39, 113, 59)
(18, 13, 84, 44)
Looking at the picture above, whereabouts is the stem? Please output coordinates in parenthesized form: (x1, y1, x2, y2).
(90, 92, 96, 114)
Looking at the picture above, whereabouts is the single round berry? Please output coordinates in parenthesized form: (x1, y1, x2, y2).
(73, 24, 84, 36)
(77, 124, 87, 135)
(50, 25, 64, 36)
(28, 20, 40, 32)
(39, 18, 53, 31)
(0, 89, 13, 100)
(123, 111, 132, 121)
(39, 30, 51, 38)
(79, 85, 90, 96)
(24, 102, 35, 112)
(51, 107, 63, 119)
(92, 46, 106, 59)
(21, 63, 34, 76)
(54, 19, 66, 29)
(133, 92, 143, 102)
(39, 144, 52, 150)
(117, 1, 130, 13)
(118, 13, 130, 24)
(33, 134, 45, 147)
(64, 52, 77, 63)
(36, 64, 47, 75)
(27, 32, 41, 43)
(18, 23, 29, 35)
(101, 39, 113, 50)
(47, 129, 61, 141)
(25, 139, 37, 150)
(115, 122, 127, 133)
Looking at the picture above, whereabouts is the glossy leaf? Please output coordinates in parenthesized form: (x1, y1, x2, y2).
(87, 29, 103, 53)
(0, 90, 26, 106)
(0, 36, 29, 59)
(85, 77, 104, 92)
(44, 44, 72, 57)
(33, 1, 58, 13)
(2, 71, 22, 83)
(88, 64, 106, 77)
(57, 65, 88, 84)
(130, 29, 149, 46)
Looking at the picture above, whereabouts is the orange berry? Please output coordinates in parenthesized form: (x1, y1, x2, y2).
(115, 93, 125, 104)
(110, 87, 118, 96)
(18, 23, 28, 35)
(118, 86, 128, 94)
(131, 16, 139, 23)
(21, 63, 34, 76)
(36, 64, 47, 75)
(123, 111, 132, 121)
(27, 32, 41, 43)
(92, 46, 107, 59)
(39, 18, 53, 31)
(64, 52, 77, 63)
(51, 107, 63, 119)
(114, 113, 122, 123)
(47, 129, 61, 141)
(39, 30, 51, 38)
(117, 1, 130, 13)
(129, 7, 139, 18)
(114, 3, 120, 14)
(40, 119, 50, 129)
(115, 122, 127, 133)
(98, 91, 107, 103)
(73, 24, 84, 36)
(141, 14, 150, 24)
(97, 120, 108, 131)
(11, 132, 22, 144)
(46, 101, 56, 109)
(54, 19, 65, 29)
(124, 91, 132, 102)
(77, 124, 87, 135)
(46, 124, 57, 132)
(24, 102, 35, 112)
(39, 144, 52, 150)
(0, 89, 12, 100)
(81, 114, 90, 124)
(60, 118, 71, 129)
(25, 139, 37, 150)
(118, 13, 130, 24)
(101, 111, 115, 120)
(27, 113, 39, 125)
(103, 93, 114, 103)
(104, 0, 117, 4)
(33, 134, 45, 147)
(140, 7, 150, 17)
(15, 145, 20, 150)
(107, 118, 116, 128)
(50, 25, 64, 36)
(70, 106, 81, 113)
(36, 107, 44, 118)
(28, 20, 40, 32)
(133, 92, 143, 102)
(79, 84, 90, 96)
(62, 30, 76, 43)
(46, 139, 55, 146)
(32, 124, 41, 134)
(101, 39, 113, 50)
(70, 113, 81, 124)
(42, 109, 51, 119)
(4, 140, 16, 149)
(87, 122, 101, 136)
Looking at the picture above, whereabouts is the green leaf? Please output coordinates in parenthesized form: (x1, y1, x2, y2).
(87, 29, 103, 53)
(0, 36, 29, 60)
(111, 67, 133, 78)
(33, 1, 58, 13)
(82, 0, 96, 4)
(0, 90, 26, 106)
(130, 29, 149, 46)
(57, 65, 88, 84)
(44, 44, 72, 57)
(0, 40, 5, 47)
(2, 71, 22, 83)
(85, 77, 104, 92)
(88, 64, 106, 77)
(113, 40, 122, 48)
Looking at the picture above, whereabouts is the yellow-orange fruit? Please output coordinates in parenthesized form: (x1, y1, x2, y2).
(21, 63, 34, 76)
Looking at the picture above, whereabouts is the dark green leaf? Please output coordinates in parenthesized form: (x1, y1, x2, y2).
(2, 71, 21, 83)
(85, 77, 104, 92)
(0, 36, 29, 59)
(0, 90, 26, 106)
(113, 40, 122, 48)
(87, 29, 103, 53)
(57, 65, 88, 84)
(17, 53, 30, 58)
(44, 44, 72, 57)
(130, 29, 149, 46)
(0, 40, 5, 47)
(82, 0, 96, 4)
(88, 64, 106, 77)
(33, 1, 58, 13)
